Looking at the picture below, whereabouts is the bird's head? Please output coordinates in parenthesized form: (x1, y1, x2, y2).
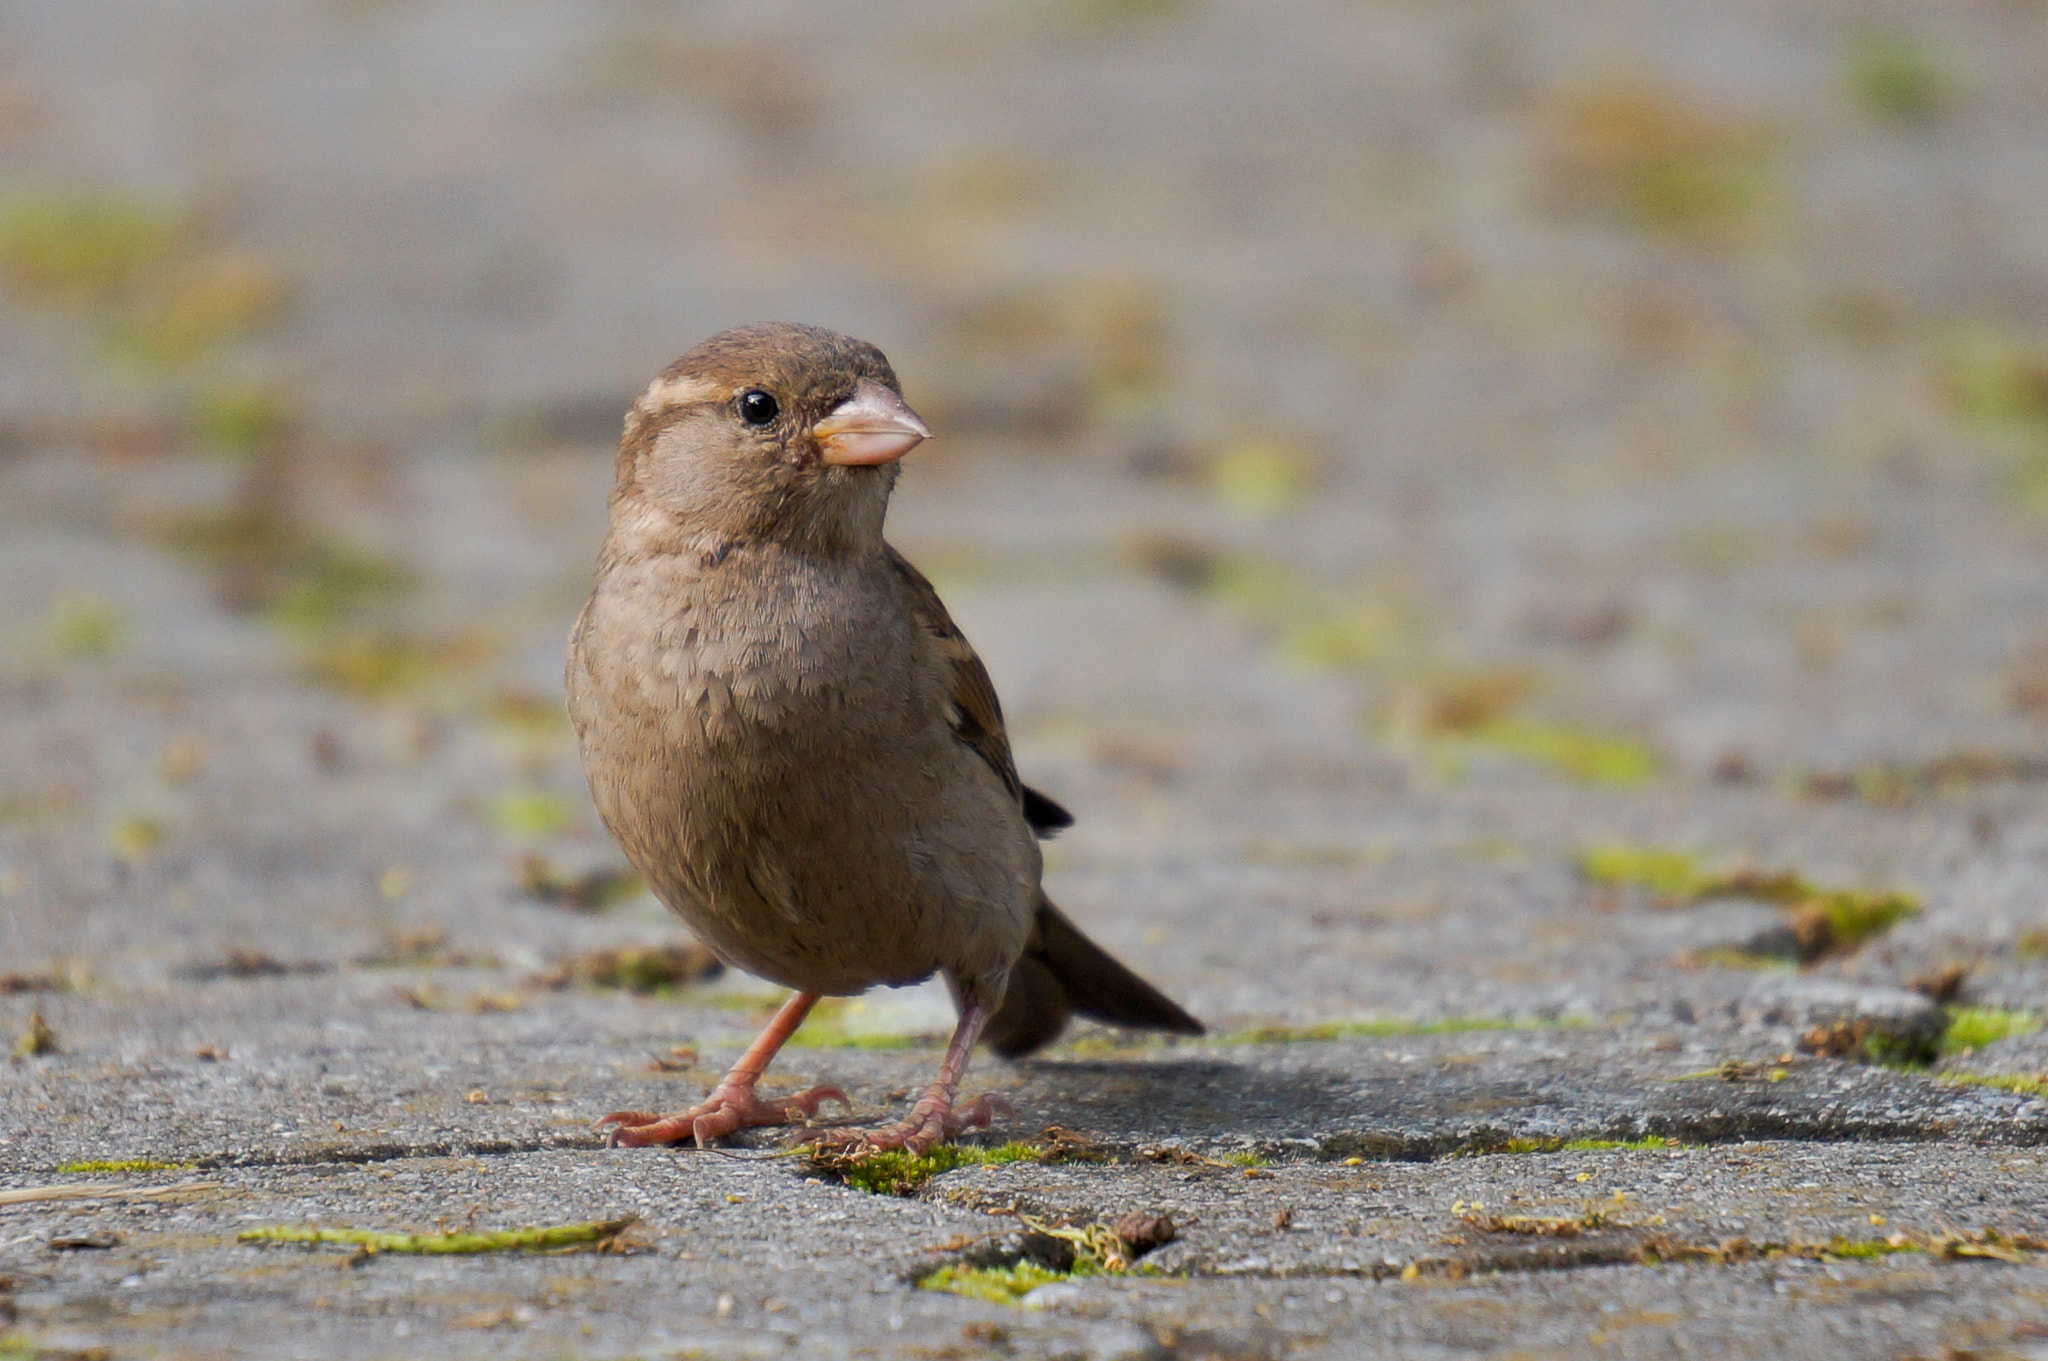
(607, 322, 930, 559)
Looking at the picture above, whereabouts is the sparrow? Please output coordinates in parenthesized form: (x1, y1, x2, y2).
(565, 322, 1202, 1154)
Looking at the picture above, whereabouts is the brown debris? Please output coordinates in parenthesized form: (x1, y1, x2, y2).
(1909, 962, 1971, 1005)
(530, 942, 723, 994)
(0, 972, 61, 994)
(515, 854, 643, 912)
(1799, 751, 2048, 806)
(1112, 1211, 1176, 1255)
(176, 949, 331, 982)
(1032, 1126, 1109, 1163)
(14, 1009, 55, 1057)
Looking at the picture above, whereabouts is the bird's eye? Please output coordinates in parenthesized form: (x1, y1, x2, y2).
(737, 389, 779, 426)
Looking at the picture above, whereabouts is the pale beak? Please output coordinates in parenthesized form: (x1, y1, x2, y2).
(812, 379, 931, 466)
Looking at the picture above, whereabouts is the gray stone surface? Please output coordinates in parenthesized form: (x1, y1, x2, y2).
(7, 0, 2048, 1356)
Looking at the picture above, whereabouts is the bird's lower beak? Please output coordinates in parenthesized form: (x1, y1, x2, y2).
(812, 380, 931, 466)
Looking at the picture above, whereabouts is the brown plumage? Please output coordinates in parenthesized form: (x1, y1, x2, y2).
(565, 322, 1201, 1154)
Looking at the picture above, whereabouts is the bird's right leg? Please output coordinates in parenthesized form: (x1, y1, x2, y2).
(596, 991, 847, 1148)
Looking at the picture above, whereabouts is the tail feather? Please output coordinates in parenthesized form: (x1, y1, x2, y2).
(985, 898, 1203, 1059)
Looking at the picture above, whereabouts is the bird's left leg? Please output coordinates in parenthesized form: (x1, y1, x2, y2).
(799, 999, 1010, 1156)
(597, 992, 847, 1148)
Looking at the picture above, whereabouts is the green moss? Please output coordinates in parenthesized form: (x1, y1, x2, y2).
(1579, 845, 1706, 898)
(105, 254, 286, 373)
(1575, 845, 1918, 961)
(1940, 1071, 2048, 1099)
(777, 996, 942, 1051)
(551, 943, 720, 994)
(57, 1159, 195, 1174)
(1465, 1135, 1685, 1156)
(47, 593, 125, 659)
(1221, 1150, 1270, 1168)
(162, 506, 412, 636)
(1846, 33, 1953, 125)
(1215, 1015, 1583, 1045)
(190, 384, 296, 458)
(1942, 1007, 2043, 1055)
(0, 191, 181, 308)
(812, 1142, 1043, 1195)
(301, 629, 487, 699)
(1689, 948, 1799, 973)
(1209, 440, 1313, 516)
(781, 1028, 934, 1051)
(919, 1259, 1072, 1304)
(239, 1217, 634, 1255)
(265, 552, 414, 636)
(1547, 85, 1779, 241)
(1465, 718, 1659, 786)
(1814, 889, 1920, 949)
(488, 789, 576, 839)
(1864, 1028, 1941, 1070)
(1943, 327, 2048, 433)
(1819, 1236, 1919, 1260)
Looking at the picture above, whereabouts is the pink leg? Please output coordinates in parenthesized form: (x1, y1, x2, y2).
(801, 1000, 1010, 1157)
(596, 992, 848, 1149)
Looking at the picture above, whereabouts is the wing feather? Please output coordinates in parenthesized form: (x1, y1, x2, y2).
(886, 546, 1073, 837)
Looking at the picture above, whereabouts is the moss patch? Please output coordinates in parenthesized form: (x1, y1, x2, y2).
(57, 1159, 196, 1174)
(778, 996, 943, 1051)
(919, 1259, 1072, 1304)
(1845, 32, 1953, 126)
(1580, 844, 1918, 963)
(0, 192, 181, 307)
(533, 942, 722, 995)
(238, 1217, 635, 1255)
(1459, 718, 1659, 786)
(1461, 1135, 1688, 1157)
(808, 1141, 1044, 1196)
(1542, 83, 1779, 242)
(1942, 1008, 2043, 1054)
(1940, 1072, 2048, 1099)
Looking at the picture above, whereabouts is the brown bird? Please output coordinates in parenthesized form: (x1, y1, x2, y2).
(565, 322, 1202, 1154)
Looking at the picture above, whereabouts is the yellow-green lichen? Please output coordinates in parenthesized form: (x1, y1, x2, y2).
(1942, 1008, 2043, 1055)
(810, 1142, 1043, 1196)
(1845, 32, 1953, 126)
(1464, 1135, 1686, 1157)
(1579, 845, 1709, 899)
(1577, 845, 1918, 962)
(238, 1217, 634, 1255)
(1940, 1071, 2048, 1099)
(1461, 718, 1660, 787)
(919, 1259, 1072, 1304)
(0, 191, 181, 308)
(57, 1159, 196, 1174)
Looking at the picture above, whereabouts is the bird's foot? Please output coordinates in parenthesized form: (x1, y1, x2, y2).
(596, 1081, 848, 1149)
(797, 1091, 1013, 1157)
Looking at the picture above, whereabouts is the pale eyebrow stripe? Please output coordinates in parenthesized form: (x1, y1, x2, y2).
(634, 374, 722, 416)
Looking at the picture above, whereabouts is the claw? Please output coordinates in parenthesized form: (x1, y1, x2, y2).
(600, 1083, 849, 1149)
(797, 1090, 1013, 1157)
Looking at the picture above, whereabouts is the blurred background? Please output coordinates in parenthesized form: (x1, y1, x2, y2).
(4, 0, 2048, 1025)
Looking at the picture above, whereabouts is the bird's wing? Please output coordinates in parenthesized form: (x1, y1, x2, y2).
(885, 546, 1074, 837)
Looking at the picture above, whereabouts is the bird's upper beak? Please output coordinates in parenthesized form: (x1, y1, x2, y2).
(812, 379, 931, 467)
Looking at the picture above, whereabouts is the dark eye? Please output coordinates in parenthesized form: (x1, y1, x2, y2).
(737, 389, 779, 426)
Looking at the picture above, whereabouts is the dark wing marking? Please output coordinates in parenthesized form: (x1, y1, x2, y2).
(1022, 785, 1074, 838)
(886, 545, 1026, 803)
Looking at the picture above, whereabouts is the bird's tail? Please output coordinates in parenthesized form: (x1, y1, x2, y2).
(984, 897, 1204, 1059)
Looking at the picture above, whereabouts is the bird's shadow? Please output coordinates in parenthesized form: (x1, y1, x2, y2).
(996, 1055, 1359, 1143)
